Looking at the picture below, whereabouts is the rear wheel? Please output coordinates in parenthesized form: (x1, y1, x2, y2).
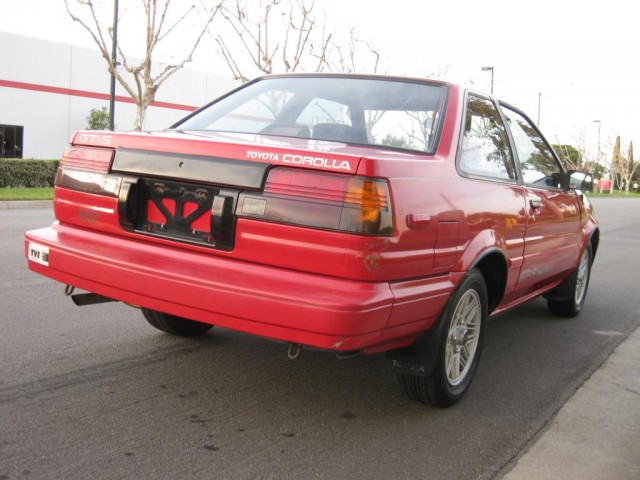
(142, 308, 213, 337)
(398, 269, 487, 407)
(547, 244, 592, 317)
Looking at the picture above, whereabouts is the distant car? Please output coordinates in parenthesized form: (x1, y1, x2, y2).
(25, 74, 599, 407)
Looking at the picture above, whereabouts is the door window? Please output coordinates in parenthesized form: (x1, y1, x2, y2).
(458, 95, 516, 181)
(501, 106, 564, 189)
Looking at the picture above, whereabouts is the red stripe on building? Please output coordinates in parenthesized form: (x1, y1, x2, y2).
(0, 79, 197, 112)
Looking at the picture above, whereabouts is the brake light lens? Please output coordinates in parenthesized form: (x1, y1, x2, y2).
(56, 146, 119, 196)
(238, 168, 393, 235)
(61, 146, 114, 172)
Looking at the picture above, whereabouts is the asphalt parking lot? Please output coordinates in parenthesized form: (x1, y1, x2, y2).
(1, 198, 639, 479)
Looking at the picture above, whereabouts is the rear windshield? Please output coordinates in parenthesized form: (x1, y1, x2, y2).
(173, 76, 448, 154)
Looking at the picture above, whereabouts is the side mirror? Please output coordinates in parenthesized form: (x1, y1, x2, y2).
(567, 170, 594, 192)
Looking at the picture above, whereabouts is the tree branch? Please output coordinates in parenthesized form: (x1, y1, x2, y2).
(65, 0, 223, 130)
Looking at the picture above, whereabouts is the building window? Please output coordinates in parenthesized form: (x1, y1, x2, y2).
(1, 124, 24, 158)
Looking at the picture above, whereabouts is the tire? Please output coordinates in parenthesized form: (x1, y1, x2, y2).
(547, 244, 592, 317)
(141, 308, 213, 337)
(398, 269, 487, 407)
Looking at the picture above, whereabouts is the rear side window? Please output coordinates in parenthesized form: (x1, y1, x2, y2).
(458, 95, 516, 181)
(501, 106, 564, 189)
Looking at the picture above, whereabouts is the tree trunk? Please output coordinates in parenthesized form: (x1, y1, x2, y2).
(133, 103, 145, 131)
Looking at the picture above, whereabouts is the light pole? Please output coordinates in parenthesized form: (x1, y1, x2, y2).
(537, 92, 541, 126)
(109, 0, 119, 131)
(481, 66, 494, 94)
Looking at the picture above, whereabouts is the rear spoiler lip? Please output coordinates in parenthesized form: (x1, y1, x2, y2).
(71, 130, 364, 176)
(111, 147, 270, 189)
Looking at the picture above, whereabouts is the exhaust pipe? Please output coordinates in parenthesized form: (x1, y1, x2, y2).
(71, 292, 116, 306)
(65, 285, 116, 306)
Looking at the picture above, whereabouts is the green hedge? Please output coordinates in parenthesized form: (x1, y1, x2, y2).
(0, 159, 60, 188)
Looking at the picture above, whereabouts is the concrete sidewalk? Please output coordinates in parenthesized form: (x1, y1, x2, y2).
(501, 325, 640, 479)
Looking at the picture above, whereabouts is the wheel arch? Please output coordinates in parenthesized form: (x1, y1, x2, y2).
(588, 227, 600, 264)
(469, 249, 508, 314)
(456, 228, 510, 314)
(386, 247, 507, 378)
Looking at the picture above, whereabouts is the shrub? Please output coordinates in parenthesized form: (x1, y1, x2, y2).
(0, 159, 60, 188)
(87, 106, 111, 130)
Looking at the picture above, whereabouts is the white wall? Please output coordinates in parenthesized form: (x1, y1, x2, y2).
(0, 31, 238, 158)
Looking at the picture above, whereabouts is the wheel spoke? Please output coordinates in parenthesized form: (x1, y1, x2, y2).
(452, 353, 461, 379)
(446, 353, 454, 378)
(463, 301, 478, 323)
(462, 298, 476, 321)
(445, 346, 454, 374)
(459, 351, 468, 369)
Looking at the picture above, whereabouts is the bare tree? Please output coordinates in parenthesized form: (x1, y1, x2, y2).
(609, 135, 624, 193)
(612, 139, 638, 194)
(65, 0, 223, 130)
(317, 27, 381, 74)
(570, 130, 606, 180)
(571, 130, 589, 165)
(215, 0, 381, 83)
(552, 141, 583, 171)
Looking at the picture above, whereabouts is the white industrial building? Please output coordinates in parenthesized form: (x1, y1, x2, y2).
(0, 31, 237, 159)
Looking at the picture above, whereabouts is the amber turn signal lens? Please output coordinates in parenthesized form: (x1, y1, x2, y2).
(346, 179, 385, 224)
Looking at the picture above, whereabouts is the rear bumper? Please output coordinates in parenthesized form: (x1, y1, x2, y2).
(25, 223, 453, 352)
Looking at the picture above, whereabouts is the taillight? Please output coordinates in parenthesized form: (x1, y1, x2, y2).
(238, 168, 393, 235)
(61, 146, 114, 171)
(56, 146, 120, 196)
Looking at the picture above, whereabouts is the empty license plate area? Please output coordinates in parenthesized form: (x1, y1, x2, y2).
(139, 179, 219, 246)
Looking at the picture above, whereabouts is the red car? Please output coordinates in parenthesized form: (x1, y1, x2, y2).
(25, 74, 598, 407)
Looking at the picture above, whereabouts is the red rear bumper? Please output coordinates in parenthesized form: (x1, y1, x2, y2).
(25, 223, 452, 352)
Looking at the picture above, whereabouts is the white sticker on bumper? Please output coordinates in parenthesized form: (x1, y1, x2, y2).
(28, 242, 49, 267)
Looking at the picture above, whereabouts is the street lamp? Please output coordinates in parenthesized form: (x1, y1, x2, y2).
(109, 0, 119, 131)
(593, 119, 601, 163)
(537, 92, 542, 126)
(481, 66, 494, 94)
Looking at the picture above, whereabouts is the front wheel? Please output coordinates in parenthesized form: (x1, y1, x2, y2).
(142, 308, 213, 337)
(547, 244, 592, 317)
(398, 269, 487, 407)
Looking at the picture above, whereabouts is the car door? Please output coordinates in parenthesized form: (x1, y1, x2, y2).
(457, 94, 527, 301)
(500, 104, 582, 297)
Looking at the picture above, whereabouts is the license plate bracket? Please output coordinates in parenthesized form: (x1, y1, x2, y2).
(139, 179, 218, 245)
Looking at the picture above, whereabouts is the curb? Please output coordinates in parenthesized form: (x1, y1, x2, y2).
(0, 200, 53, 210)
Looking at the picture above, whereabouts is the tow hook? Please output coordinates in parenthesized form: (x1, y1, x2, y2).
(287, 343, 303, 360)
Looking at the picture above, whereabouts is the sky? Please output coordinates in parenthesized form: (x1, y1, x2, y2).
(0, 0, 638, 163)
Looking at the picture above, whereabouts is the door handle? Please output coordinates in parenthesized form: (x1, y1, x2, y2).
(530, 198, 541, 209)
